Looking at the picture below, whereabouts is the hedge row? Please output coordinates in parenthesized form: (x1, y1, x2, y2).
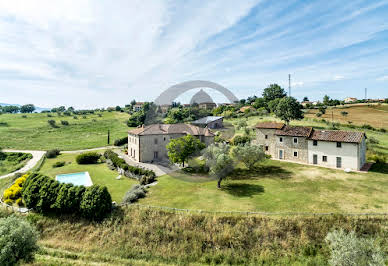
(114, 136, 128, 146)
(103, 150, 156, 180)
(21, 173, 112, 220)
(76, 152, 101, 164)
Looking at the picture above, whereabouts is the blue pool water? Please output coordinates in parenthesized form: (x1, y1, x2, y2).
(56, 172, 93, 187)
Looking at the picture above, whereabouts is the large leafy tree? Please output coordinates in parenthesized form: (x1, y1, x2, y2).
(166, 134, 205, 167)
(274, 97, 304, 124)
(20, 104, 35, 113)
(202, 143, 235, 188)
(262, 84, 287, 102)
(232, 144, 266, 170)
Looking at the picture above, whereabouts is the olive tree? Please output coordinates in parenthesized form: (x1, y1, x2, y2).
(325, 229, 385, 266)
(232, 144, 266, 170)
(0, 216, 39, 266)
(202, 143, 235, 188)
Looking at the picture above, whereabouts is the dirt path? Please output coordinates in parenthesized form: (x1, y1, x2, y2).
(0, 150, 46, 179)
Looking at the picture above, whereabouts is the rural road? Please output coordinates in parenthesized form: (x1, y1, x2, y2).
(0, 150, 46, 179)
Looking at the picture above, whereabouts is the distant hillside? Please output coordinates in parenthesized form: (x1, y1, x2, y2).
(0, 103, 50, 113)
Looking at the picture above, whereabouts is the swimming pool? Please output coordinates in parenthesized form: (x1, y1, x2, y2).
(56, 172, 93, 187)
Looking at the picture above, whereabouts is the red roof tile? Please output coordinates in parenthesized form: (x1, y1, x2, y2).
(309, 130, 366, 143)
(128, 123, 214, 137)
(255, 122, 285, 129)
(275, 126, 313, 137)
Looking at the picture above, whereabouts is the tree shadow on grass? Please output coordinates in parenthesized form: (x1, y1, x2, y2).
(230, 165, 292, 180)
(369, 162, 388, 174)
(222, 183, 264, 197)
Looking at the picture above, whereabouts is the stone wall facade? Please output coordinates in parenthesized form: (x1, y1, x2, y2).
(128, 133, 214, 163)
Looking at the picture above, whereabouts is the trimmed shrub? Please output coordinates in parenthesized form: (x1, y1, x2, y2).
(76, 152, 100, 164)
(0, 216, 39, 266)
(46, 149, 60, 158)
(60, 120, 69, 126)
(52, 161, 65, 168)
(122, 184, 147, 204)
(114, 136, 128, 146)
(22, 174, 51, 209)
(104, 150, 156, 179)
(80, 185, 112, 221)
(36, 179, 61, 213)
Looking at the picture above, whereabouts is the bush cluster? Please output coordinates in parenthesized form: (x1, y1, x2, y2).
(114, 136, 128, 146)
(46, 149, 60, 158)
(21, 173, 112, 220)
(2, 174, 28, 206)
(76, 152, 101, 164)
(122, 184, 147, 204)
(103, 150, 156, 182)
(52, 161, 66, 168)
(60, 120, 69, 126)
(232, 135, 251, 146)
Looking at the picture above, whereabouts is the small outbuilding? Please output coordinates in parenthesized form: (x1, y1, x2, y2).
(191, 116, 224, 129)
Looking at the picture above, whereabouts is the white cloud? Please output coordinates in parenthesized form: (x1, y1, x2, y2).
(333, 75, 345, 80)
(377, 75, 388, 81)
(291, 81, 304, 87)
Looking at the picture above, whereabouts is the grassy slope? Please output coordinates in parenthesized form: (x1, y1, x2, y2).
(38, 152, 137, 202)
(304, 104, 388, 129)
(20, 208, 388, 265)
(0, 152, 32, 176)
(0, 111, 131, 150)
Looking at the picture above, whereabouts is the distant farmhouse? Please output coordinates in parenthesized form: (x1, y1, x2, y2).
(255, 122, 367, 171)
(128, 124, 214, 163)
(344, 97, 357, 103)
(198, 102, 217, 110)
(133, 102, 145, 112)
(191, 116, 223, 129)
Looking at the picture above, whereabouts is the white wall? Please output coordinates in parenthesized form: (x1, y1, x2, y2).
(307, 140, 360, 170)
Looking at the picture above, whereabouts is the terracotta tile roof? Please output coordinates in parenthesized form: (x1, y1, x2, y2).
(128, 123, 214, 137)
(309, 130, 366, 143)
(255, 122, 285, 129)
(275, 126, 313, 137)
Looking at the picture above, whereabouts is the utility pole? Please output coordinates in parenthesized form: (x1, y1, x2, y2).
(107, 130, 110, 145)
(288, 74, 291, 97)
(364, 88, 367, 101)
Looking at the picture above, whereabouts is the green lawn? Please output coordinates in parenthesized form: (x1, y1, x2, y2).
(38, 152, 137, 202)
(0, 111, 131, 150)
(0, 152, 32, 176)
(140, 159, 388, 213)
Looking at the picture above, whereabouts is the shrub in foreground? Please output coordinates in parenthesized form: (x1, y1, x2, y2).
(325, 229, 385, 266)
(76, 152, 100, 164)
(80, 185, 112, 220)
(0, 216, 39, 266)
(122, 184, 147, 204)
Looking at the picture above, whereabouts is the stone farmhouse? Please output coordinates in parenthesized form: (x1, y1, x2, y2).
(128, 123, 215, 163)
(255, 122, 367, 171)
(191, 116, 224, 129)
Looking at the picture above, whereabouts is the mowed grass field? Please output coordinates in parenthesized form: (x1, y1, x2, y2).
(140, 159, 388, 213)
(0, 111, 131, 150)
(305, 103, 388, 129)
(38, 151, 137, 202)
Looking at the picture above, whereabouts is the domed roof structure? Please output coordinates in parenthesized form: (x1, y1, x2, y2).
(190, 89, 214, 104)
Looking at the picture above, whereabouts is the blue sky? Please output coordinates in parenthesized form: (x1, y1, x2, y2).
(0, 0, 387, 108)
